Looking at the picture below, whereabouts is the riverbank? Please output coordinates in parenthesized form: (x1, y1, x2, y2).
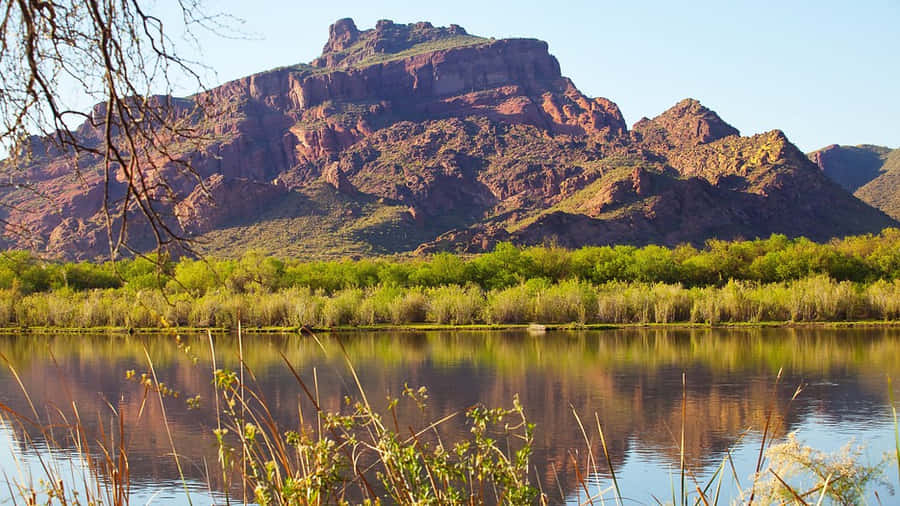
(2, 232, 900, 329)
(4, 318, 900, 335)
(3, 275, 900, 329)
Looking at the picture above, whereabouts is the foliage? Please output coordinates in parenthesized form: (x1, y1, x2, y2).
(10, 230, 900, 298)
(750, 433, 890, 504)
(212, 357, 539, 505)
(5, 230, 900, 327)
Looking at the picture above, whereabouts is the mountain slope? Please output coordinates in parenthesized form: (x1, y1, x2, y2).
(494, 103, 894, 250)
(1, 18, 895, 259)
(810, 144, 900, 220)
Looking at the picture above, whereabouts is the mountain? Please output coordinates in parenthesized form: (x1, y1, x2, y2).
(809, 144, 900, 220)
(1, 18, 895, 259)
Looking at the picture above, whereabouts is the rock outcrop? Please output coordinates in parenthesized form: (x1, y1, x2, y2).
(174, 175, 290, 235)
(312, 18, 471, 68)
(632, 98, 739, 149)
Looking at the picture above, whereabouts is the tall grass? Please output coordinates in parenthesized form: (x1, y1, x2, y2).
(867, 280, 900, 320)
(321, 288, 364, 327)
(532, 280, 597, 324)
(484, 284, 533, 324)
(0, 354, 139, 505)
(425, 285, 483, 325)
(3, 275, 900, 329)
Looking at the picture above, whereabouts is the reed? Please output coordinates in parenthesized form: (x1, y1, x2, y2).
(484, 283, 534, 324)
(532, 279, 596, 324)
(321, 288, 364, 327)
(355, 284, 403, 325)
(867, 279, 900, 320)
(209, 328, 543, 504)
(0, 351, 149, 505)
(388, 288, 428, 324)
(4, 275, 900, 329)
(890, 376, 900, 489)
(425, 285, 484, 325)
(285, 287, 326, 328)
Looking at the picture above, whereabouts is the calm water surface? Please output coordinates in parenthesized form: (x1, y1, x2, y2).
(0, 328, 898, 504)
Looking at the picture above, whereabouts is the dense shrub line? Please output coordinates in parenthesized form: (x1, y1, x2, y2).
(3, 276, 900, 328)
(3, 229, 900, 296)
(2, 229, 900, 327)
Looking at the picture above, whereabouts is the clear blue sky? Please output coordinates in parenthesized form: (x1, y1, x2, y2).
(174, 0, 899, 152)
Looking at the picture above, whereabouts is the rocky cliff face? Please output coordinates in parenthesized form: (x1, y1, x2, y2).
(810, 144, 900, 220)
(1, 19, 895, 259)
(312, 18, 472, 68)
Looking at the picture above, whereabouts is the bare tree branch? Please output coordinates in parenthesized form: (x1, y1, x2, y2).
(0, 0, 235, 262)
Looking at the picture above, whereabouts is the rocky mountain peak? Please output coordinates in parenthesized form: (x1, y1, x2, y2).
(321, 18, 361, 54)
(634, 98, 739, 149)
(312, 18, 479, 68)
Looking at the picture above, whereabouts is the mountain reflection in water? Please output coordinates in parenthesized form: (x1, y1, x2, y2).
(0, 327, 897, 503)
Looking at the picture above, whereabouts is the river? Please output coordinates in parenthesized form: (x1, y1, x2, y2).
(0, 327, 897, 504)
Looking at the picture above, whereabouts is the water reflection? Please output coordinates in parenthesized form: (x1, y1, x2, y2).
(0, 327, 897, 503)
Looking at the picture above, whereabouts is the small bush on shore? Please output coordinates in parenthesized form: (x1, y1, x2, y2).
(426, 285, 483, 325)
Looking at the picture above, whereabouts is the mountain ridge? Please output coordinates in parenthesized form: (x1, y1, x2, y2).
(1, 18, 895, 259)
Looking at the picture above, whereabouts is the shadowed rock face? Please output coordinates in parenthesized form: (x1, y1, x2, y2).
(174, 175, 291, 235)
(810, 144, 890, 193)
(810, 144, 900, 221)
(1, 19, 895, 259)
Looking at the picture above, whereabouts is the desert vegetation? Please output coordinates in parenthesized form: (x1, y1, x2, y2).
(3, 230, 900, 328)
(0, 229, 900, 328)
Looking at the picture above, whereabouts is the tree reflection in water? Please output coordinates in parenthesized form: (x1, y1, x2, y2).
(0, 327, 897, 503)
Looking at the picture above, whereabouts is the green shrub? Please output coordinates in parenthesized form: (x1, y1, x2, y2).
(484, 284, 533, 324)
(389, 289, 427, 324)
(426, 285, 484, 325)
(9, 229, 900, 299)
(532, 280, 596, 324)
(322, 289, 364, 327)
